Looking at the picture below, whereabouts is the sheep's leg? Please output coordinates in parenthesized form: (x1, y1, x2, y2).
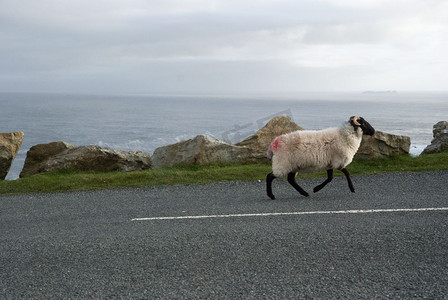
(287, 172, 310, 197)
(340, 168, 355, 193)
(266, 172, 277, 200)
(313, 169, 334, 193)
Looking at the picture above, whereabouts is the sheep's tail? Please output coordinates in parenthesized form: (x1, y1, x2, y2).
(267, 136, 281, 160)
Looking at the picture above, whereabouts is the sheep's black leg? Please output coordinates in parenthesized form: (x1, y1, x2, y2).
(313, 169, 334, 193)
(340, 168, 355, 193)
(266, 172, 276, 200)
(287, 172, 310, 197)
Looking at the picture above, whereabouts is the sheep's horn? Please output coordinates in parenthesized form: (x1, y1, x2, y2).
(350, 116, 361, 126)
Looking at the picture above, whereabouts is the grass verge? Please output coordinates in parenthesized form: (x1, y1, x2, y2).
(1, 152, 447, 195)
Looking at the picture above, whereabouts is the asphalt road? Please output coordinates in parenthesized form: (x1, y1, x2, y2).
(1, 171, 448, 299)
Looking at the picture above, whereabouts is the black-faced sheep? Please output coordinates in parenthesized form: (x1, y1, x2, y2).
(266, 116, 375, 199)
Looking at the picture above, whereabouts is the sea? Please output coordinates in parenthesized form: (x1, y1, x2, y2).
(1, 92, 447, 180)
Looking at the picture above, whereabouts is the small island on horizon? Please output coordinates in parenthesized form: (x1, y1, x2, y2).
(362, 90, 398, 94)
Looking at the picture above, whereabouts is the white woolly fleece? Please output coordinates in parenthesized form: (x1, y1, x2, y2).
(269, 122, 363, 177)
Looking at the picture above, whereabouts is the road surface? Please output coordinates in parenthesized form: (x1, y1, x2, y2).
(1, 171, 448, 299)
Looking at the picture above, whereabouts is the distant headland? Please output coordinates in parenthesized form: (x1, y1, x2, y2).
(362, 90, 398, 94)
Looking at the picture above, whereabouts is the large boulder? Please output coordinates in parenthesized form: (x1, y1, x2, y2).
(0, 131, 24, 180)
(421, 121, 448, 155)
(236, 116, 303, 153)
(152, 135, 265, 169)
(356, 131, 411, 159)
(20, 141, 75, 177)
(20, 142, 151, 177)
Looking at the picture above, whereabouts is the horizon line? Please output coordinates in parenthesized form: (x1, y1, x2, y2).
(1, 90, 448, 99)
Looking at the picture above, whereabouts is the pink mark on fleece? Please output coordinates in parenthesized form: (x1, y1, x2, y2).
(270, 136, 282, 152)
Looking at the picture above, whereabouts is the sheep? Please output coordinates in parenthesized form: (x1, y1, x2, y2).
(266, 116, 375, 199)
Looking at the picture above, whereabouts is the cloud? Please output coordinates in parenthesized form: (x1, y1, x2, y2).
(0, 0, 447, 94)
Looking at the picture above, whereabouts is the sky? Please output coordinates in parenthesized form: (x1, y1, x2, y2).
(1, 0, 447, 95)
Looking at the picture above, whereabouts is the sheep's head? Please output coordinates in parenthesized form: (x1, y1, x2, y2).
(349, 116, 375, 136)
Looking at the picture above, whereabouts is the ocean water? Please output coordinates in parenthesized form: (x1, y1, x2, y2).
(1, 92, 447, 180)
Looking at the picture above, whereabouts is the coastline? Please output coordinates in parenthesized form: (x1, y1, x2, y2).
(2, 92, 447, 180)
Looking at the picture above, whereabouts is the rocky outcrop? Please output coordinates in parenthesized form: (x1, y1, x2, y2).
(152, 135, 265, 169)
(356, 131, 411, 159)
(236, 116, 303, 153)
(421, 121, 448, 155)
(0, 131, 24, 180)
(20, 142, 151, 177)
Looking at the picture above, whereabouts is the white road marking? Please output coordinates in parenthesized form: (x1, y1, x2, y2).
(131, 207, 448, 221)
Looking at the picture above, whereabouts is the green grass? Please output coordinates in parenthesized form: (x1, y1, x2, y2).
(1, 152, 447, 195)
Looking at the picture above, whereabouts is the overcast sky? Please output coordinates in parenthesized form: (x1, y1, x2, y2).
(1, 0, 447, 95)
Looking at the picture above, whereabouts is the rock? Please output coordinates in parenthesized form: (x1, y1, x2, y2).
(236, 116, 303, 153)
(20, 142, 151, 177)
(41, 146, 152, 174)
(152, 135, 264, 169)
(421, 121, 448, 155)
(0, 131, 24, 180)
(355, 131, 411, 159)
(20, 141, 75, 177)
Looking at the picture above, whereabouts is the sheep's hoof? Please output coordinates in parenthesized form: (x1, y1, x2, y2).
(268, 194, 276, 200)
(302, 192, 310, 197)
